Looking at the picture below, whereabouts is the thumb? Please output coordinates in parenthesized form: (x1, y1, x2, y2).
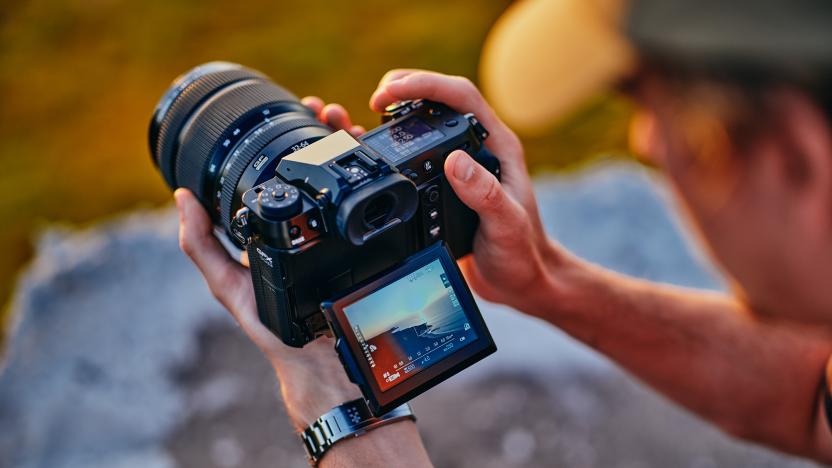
(445, 150, 525, 241)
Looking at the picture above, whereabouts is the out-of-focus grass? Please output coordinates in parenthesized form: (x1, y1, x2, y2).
(0, 0, 632, 342)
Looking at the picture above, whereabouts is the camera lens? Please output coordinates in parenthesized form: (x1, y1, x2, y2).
(148, 62, 332, 233)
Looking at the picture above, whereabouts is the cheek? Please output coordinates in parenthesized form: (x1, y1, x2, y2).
(669, 170, 776, 303)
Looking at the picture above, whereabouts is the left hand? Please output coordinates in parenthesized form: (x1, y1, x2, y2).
(175, 188, 361, 431)
(300, 95, 366, 137)
(173, 95, 367, 431)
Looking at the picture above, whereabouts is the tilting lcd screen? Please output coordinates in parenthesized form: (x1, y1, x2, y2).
(342, 259, 478, 392)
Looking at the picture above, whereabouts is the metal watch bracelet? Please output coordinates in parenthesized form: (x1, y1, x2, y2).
(300, 398, 415, 465)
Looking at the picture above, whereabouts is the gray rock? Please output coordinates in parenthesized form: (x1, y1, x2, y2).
(0, 163, 819, 467)
(0, 210, 227, 468)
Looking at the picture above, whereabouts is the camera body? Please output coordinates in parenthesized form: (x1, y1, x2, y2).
(150, 63, 500, 414)
(231, 99, 500, 347)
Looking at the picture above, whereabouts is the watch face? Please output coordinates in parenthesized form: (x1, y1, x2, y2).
(325, 242, 496, 415)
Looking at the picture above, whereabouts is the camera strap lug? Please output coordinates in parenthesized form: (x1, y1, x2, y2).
(231, 207, 251, 245)
(464, 113, 489, 141)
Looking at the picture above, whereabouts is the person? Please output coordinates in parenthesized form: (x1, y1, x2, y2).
(173, 0, 832, 465)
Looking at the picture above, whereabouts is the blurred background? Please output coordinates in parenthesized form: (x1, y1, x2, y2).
(0, 1, 818, 467)
(0, 0, 632, 336)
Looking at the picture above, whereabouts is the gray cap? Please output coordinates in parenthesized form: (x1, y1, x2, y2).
(628, 0, 832, 76)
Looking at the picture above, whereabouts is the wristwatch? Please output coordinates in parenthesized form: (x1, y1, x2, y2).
(300, 398, 415, 465)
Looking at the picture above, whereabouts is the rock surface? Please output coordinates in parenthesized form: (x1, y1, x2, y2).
(0, 163, 819, 467)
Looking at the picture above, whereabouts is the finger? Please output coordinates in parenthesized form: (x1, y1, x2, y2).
(321, 103, 353, 131)
(444, 150, 526, 243)
(174, 189, 250, 314)
(349, 125, 366, 137)
(370, 71, 481, 118)
(369, 71, 525, 175)
(377, 68, 421, 88)
(301, 96, 325, 116)
(457, 255, 484, 288)
(457, 255, 494, 299)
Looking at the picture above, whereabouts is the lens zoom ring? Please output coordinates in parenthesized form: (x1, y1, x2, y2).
(175, 80, 297, 199)
(153, 66, 266, 188)
(219, 116, 328, 229)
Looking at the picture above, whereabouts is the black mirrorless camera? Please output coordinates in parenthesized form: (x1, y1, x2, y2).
(149, 62, 497, 414)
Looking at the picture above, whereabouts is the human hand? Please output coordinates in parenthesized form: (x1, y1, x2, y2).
(172, 93, 388, 429)
(300, 95, 366, 137)
(174, 189, 362, 431)
(369, 70, 566, 311)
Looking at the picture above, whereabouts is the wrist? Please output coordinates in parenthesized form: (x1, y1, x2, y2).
(318, 419, 430, 467)
(301, 398, 418, 466)
(518, 239, 599, 319)
(272, 358, 429, 466)
(270, 347, 362, 431)
(277, 371, 361, 431)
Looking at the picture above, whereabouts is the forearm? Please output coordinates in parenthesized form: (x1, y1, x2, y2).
(523, 245, 832, 457)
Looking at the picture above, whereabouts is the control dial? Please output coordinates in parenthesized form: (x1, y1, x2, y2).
(257, 182, 302, 219)
(381, 99, 424, 123)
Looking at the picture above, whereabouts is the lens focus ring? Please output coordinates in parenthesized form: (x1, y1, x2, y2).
(150, 63, 266, 189)
(175, 79, 298, 201)
(219, 115, 327, 229)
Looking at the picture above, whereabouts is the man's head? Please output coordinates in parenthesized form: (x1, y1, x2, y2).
(482, 0, 832, 323)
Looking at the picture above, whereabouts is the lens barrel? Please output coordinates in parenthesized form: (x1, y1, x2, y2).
(149, 62, 331, 231)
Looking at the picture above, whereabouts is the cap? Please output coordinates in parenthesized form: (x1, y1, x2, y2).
(480, 0, 832, 135)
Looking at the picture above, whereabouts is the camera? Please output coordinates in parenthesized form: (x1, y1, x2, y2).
(149, 62, 498, 414)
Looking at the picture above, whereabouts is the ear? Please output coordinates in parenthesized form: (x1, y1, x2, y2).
(769, 88, 832, 238)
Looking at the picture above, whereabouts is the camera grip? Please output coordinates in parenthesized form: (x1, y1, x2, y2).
(246, 241, 307, 347)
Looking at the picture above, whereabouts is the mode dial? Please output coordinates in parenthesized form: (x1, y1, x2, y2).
(257, 182, 302, 219)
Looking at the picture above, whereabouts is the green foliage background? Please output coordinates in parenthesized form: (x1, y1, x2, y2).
(0, 0, 632, 340)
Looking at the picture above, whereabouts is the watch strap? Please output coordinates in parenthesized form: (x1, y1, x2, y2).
(300, 398, 415, 465)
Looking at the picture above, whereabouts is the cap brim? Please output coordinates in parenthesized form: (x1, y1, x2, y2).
(480, 0, 635, 135)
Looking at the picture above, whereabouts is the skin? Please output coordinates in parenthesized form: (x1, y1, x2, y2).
(175, 68, 832, 465)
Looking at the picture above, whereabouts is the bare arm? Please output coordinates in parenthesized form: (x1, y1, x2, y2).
(530, 253, 832, 460)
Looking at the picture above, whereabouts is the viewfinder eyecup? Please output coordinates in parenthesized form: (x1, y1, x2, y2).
(336, 173, 418, 246)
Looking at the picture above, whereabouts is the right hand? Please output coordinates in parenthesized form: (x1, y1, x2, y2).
(368, 70, 566, 311)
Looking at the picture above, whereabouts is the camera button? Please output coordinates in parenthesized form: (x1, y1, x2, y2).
(428, 225, 441, 239)
(384, 100, 409, 113)
(444, 119, 458, 127)
(425, 185, 440, 204)
(272, 190, 287, 201)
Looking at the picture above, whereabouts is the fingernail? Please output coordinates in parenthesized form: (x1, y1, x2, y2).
(452, 152, 474, 182)
(174, 190, 184, 210)
(176, 190, 191, 218)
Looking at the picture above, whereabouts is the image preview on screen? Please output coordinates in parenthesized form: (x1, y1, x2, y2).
(343, 259, 478, 392)
(364, 116, 444, 163)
